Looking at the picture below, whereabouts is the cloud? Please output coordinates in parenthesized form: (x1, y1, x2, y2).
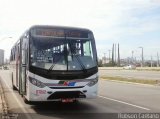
(1, 0, 160, 59)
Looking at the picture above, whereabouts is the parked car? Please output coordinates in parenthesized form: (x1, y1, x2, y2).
(3, 66, 9, 70)
(123, 64, 136, 70)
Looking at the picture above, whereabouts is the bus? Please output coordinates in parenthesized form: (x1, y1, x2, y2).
(10, 25, 98, 103)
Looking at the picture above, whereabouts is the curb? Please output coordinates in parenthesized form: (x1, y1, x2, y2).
(0, 77, 9, 118)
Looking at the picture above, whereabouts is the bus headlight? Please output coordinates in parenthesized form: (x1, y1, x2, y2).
(29, 77, 46, 88)
(87, 77, 98, 87)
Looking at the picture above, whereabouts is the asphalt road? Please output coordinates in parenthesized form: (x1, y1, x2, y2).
(0, 70, 160, 119)
(99, 69, 160, 80)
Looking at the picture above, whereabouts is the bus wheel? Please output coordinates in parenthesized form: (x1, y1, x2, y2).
(12, 84, 17, 90)
(11, 73, 17, 90)
(23, 96, 30, 104)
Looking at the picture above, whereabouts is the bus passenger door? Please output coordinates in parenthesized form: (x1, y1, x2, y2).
(20, 38, 27, 95)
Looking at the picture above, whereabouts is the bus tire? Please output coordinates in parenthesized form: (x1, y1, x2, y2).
(23, 96, 31, 104)
(11, 73, 17, 90)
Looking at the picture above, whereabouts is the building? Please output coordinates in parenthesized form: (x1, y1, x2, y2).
(0, 49, 4, 66)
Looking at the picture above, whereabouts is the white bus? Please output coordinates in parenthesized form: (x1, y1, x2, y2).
(10, 25, 98, 103)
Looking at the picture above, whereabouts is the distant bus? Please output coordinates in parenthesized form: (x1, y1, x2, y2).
(10, 25, 98, 103)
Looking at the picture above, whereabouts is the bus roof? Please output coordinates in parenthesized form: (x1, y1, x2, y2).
(29, 25, 93, 33)
(11, 25, 93, 49)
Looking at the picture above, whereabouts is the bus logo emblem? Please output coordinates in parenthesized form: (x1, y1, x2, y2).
(63, 81, 69, 86)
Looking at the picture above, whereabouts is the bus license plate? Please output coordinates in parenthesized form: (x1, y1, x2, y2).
(61, 99, 74, 103)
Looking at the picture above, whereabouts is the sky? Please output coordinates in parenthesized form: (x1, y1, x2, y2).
(0, 0, 160, 61)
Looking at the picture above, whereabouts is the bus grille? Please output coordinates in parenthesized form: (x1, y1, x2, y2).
(49, 86, 84, 89)
(47, 91, 86, 100)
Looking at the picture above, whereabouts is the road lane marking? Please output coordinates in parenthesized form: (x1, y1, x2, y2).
(2, 77, 33, 119)
(98, 95, 150, 111)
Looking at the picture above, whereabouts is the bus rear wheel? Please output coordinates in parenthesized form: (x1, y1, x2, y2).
(11, 73, 17, 90)
(12, 84, 17, 90)
(23, 96, 31, 104)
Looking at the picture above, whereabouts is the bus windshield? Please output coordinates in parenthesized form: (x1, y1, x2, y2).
(30, 32, 97, 71)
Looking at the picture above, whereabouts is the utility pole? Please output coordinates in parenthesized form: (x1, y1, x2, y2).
(115, 44, 116, 64)
(112, 44, 114, 65)
(117, 43, 120, 67)
(151, 55, 153, 67)
(108, 50, 111, 62)
(132, 51, 134, 64)
(139, 47, 144, 67)
(157, 52, 159, 67)
(103, 53, 106, 64)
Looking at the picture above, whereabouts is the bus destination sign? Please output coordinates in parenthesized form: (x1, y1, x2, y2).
(32, 28, 89, 38)
(35, 29, 64, 37)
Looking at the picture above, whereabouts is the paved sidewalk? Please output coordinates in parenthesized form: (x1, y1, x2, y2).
(0, 78, 3, 113)
(0, 71, 8, 114)
(0, 92, 2, 113)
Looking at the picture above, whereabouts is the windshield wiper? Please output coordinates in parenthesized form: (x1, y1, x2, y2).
(47, 56, 62, 72)
(74, 54, 87, 73)
(67, 40, 87, 73)
(48, 44, 68, 71)
(48, 37, 87, 73)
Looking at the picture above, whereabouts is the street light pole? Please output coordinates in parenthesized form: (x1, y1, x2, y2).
(157, 52, 159, 67)
(132, 50, 134, 64)
(151, 55, 153, 67)
(108, 50, 111, 62)
(0, 37, 12, 42)
(139, 47, 144, 67)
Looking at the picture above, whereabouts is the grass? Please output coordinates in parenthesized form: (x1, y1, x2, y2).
(100, 76, 160, 85)
(136, 69, 160, 71)
(99, 67, 160, 71)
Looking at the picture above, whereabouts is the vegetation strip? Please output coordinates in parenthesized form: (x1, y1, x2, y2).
(136, 69, 160, 71)
(100, 76, 160, 85)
